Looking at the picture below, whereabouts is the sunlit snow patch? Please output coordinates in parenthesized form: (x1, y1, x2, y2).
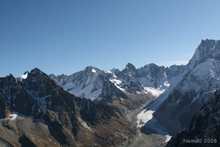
(91, 68, 97, 73)
(109, 79, 126, 92)
(136, 110, 155, 128)
(137, 109, 172, 137)
(144, 87, 165, 97)
(9, 113, 18, 120)
(20, 72, 28, 80)
(165, 135, 172, 143)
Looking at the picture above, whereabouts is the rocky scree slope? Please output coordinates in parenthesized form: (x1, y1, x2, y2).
(0, 68, 137, 147)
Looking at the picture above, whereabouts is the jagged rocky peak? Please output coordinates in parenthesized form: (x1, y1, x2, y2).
(85, 66, 101, 74)
(82, 66, 106, 79)
(19, 69, 43, 82)
(0, 73, 42, 118)
(1, 74, 16, 84)
(110, 68, 119, 73)
(24, 68, 49, 83)
(189, 39, 220, 68)
(166, 65, 186, 79)
(105, 68, 119, 79)
(85, 65, 95, 71)
(136, 63, 165, 76)
(30, 67, 42, 74)
(122, 62, 136, 76)
(135, 63, 167, 88)
(48, 66, 108, 100)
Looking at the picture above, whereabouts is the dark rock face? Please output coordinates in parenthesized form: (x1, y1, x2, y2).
(0, 93, 9, 119)
(98, 74, 129, 103)
(0, 74, 40, 118)
(122, 63, 137, 77)
(166, 90, 220, 147)
(154, 39, 220, 135)
(167, 65, 186, 79)
(154, 89, 199, 134)
(134, 63, 185, 88)
(0, 68, 137, 147)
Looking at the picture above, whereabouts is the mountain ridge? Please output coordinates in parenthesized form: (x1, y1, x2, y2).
(1, 39, 220, 146)
(47, 39, 220, 138)
(0, 68, 138, 147)
(153, 39, 220, 135)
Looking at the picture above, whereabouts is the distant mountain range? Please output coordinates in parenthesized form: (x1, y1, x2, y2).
(0, 68, 137, 146)
(0, 39, 220, 146)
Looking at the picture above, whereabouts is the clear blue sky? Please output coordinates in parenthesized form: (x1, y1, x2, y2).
(1, 0, 220, 77)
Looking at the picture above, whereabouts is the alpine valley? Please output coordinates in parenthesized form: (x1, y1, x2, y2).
(1, 39, 220, 147)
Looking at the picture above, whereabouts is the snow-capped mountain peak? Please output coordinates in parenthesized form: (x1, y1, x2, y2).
(55, 66, 104, 100)
(152, 39, 220, 135)
(85, 66, 101, 74)
(189, 39, 220, 69)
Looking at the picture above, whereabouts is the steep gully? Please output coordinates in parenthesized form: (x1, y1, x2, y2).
(125, 73, 186, 146)
(126, 39, 220, 146)
(124, 96, 169, 147)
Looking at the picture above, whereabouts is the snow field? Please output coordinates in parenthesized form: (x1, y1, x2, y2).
(136, 110, 154, 128)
